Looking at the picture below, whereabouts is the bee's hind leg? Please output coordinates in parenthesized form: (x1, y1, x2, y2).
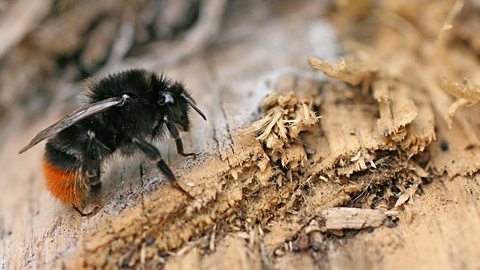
(72, 203, 100, 217)
(72, 184, 102, 217)
(73, 131, 104, 217)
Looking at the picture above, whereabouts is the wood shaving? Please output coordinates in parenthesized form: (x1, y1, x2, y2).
(321, 207, 387, 230)
(440, 76, 480, 128)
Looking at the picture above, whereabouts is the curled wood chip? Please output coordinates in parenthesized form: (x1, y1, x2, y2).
(440, 77, 480, 128)
(440, 77, 480, 101)
(436, 0, 465, 70)
(308, 57, 378, 86)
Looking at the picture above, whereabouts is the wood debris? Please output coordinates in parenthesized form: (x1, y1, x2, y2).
(239, 92, 320, 171)
(440, 77, 480, 128)
(320, 207, 387, 231)
(308, 57, 377, 89)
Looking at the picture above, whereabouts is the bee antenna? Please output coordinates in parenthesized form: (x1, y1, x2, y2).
(181, 94, 207, 121)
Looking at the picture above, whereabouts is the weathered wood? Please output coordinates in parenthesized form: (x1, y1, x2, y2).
(2, 1, 480, 270)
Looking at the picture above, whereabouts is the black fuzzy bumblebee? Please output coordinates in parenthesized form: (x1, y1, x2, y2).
(19, 69, 206, 216)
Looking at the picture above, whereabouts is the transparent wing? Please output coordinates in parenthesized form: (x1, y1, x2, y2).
(19, 94, 129, 154)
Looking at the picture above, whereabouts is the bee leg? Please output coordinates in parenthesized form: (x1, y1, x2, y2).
(87, 183, 102, 215)
(133, 138, 193, 198)
(164, 116, 195, 157)
(84, 131, 104, 180)
(78, 131, 105, 216)
(72, 204, 99, 217)
(72, 204, 88, 216)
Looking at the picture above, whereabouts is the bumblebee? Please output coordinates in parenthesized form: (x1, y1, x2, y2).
(19, 69, 206, 216)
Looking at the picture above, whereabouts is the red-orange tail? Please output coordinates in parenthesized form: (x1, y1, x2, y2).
(42, 157, 88, 206)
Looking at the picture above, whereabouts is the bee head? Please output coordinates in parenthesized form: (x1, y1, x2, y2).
(158, 83, 206, 131)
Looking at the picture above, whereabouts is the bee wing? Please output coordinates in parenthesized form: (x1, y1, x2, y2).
(19, 95, 129, 154)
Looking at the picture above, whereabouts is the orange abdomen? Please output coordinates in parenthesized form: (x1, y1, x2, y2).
(42, 157, 88, 206)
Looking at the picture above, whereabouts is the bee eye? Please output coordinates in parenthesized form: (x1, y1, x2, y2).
(158, 93, 174, 106)
(158, 96, 166, 106)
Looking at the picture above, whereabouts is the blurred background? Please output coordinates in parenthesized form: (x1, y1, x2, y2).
(0, 0, 333, 146)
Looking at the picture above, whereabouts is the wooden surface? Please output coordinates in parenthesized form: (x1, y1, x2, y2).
(1, 0, 480, 269)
